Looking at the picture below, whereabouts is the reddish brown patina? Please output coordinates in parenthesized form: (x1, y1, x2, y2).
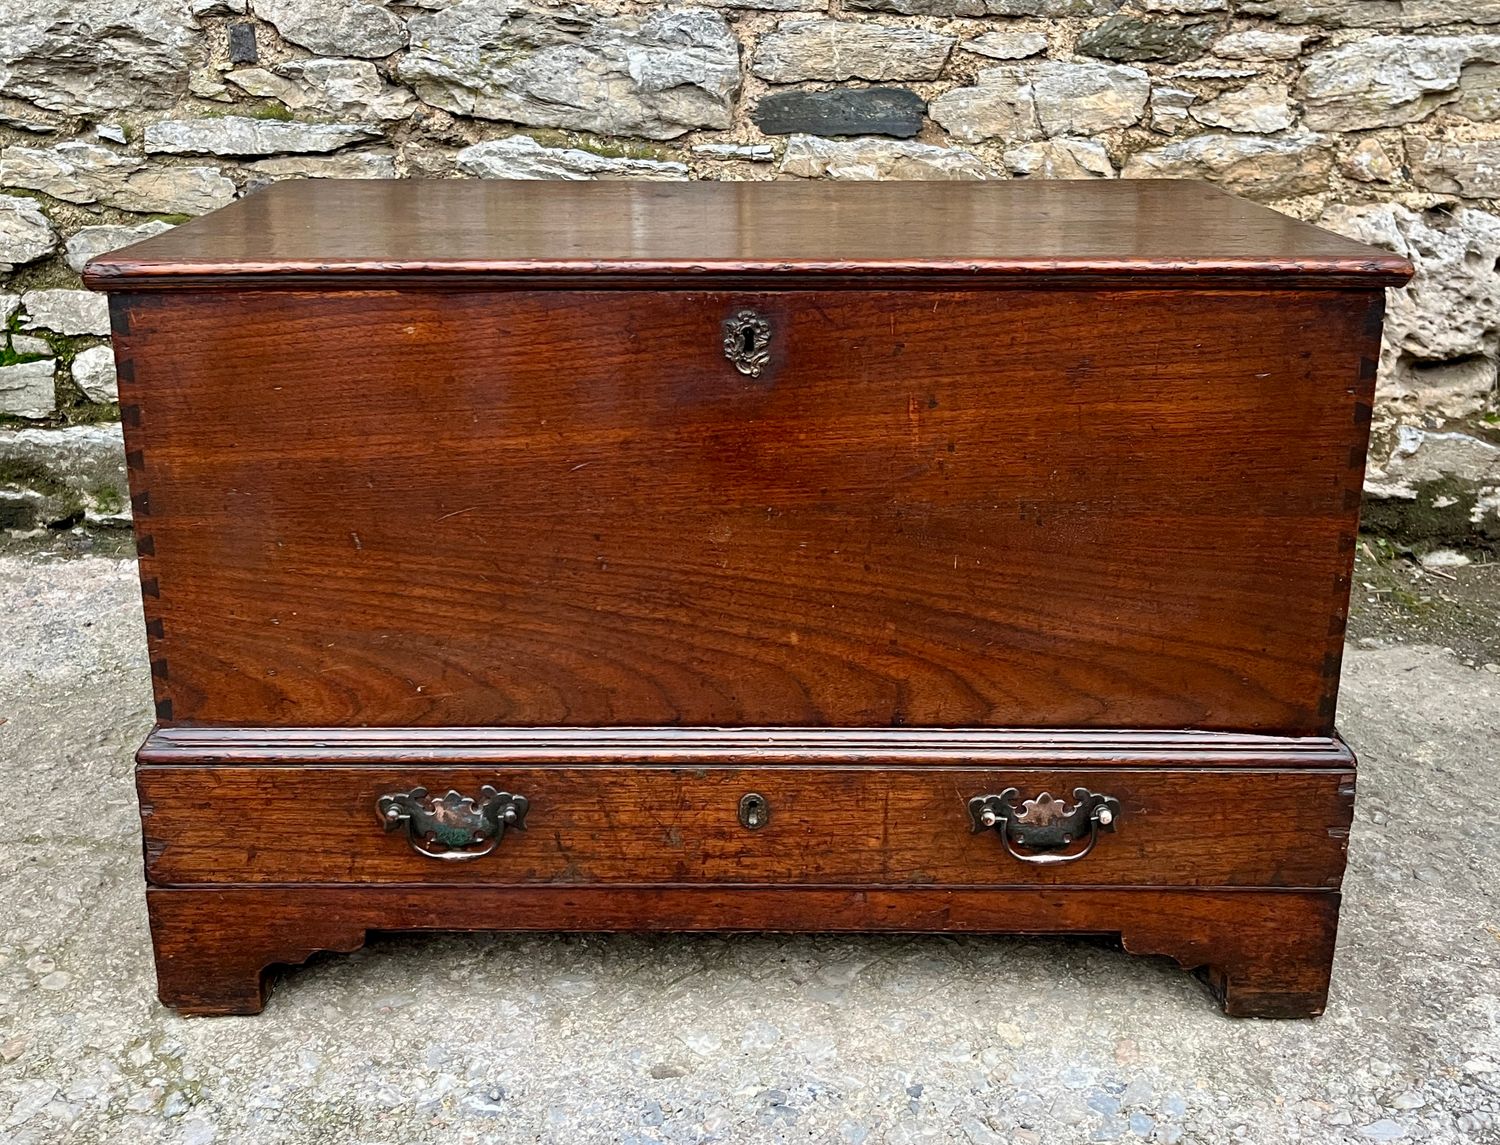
(88, 179, 1410, 1017)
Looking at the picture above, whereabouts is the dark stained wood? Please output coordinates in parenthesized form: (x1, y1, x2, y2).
(110, 286, 1381, 732)
(145, 885, 1341, 1018)
(88, 180, 1404, 1018)
(137, 764, 1354, 888)
(83, 180, 1412, 290)
(137, 725, 1359, 768)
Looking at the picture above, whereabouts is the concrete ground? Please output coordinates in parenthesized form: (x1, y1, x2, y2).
(1, 552, 1497, 1145)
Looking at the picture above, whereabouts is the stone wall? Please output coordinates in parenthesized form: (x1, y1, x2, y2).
(1, 0, 1496, 545)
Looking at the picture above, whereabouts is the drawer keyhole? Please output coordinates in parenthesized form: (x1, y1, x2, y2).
(738, 792, 770, 831)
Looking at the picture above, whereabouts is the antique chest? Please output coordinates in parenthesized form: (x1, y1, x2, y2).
(85, 179, 1412, 1017)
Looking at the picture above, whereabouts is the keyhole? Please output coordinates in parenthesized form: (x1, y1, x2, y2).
(738, 792, 770, 831)
(723, 310, 770, 377)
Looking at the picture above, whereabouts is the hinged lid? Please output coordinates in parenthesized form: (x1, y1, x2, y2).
(82, 178, 1413, 292)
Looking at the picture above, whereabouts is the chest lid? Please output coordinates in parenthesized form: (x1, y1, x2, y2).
(82, 178, 1411, 291)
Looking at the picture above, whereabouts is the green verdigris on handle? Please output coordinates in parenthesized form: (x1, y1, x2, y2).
(377, 786, 528, 862)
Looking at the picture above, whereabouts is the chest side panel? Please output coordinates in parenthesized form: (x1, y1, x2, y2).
(113, 287, 1378, 732)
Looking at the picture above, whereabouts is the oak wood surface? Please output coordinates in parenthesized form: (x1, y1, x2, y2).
(145, 885, 1342, 1018)
(137, 764, 1354, 888)
(83, 180, 1412, 290)
(114, 287, 1380, 731)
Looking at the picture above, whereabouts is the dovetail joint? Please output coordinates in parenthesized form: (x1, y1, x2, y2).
(106, 296, 132, 335)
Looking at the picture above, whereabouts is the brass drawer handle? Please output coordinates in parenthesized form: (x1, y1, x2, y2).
(377, 786, 528, 862)
(969, 787, 1120, 866)
(722, 309, 771, 377)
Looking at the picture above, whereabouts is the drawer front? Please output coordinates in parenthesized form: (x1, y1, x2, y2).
(117, 287, 1380, 732)
(138, 765, 1353, 888)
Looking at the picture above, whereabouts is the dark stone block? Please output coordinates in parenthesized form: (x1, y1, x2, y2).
(1077, 16, 1217, 64)
(753, 87, 926, 139)
(228, 23, 258, 65)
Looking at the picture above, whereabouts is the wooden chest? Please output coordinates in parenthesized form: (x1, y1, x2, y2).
(85, 179, 1411, 1017)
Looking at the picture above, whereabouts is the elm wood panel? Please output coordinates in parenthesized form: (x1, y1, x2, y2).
(137, 725, 1359, 768)
(144, 514, 1344, 730)
(116, 288, 1379, 731)
(145, 885, 1343, 1017)
(123, 289, 1369, 504)
(83, 179, 1413, 289)
(136, 766, 1354, 888)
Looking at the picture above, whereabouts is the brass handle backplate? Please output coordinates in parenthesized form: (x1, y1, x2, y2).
(968, 787, 1120, 866)
(723, 309, 771, 377)
(377, 785, 528, 862)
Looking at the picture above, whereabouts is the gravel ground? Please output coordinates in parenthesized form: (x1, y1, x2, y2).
(1, 553, 1497, 1145)
(1347, 541, 1500, 668)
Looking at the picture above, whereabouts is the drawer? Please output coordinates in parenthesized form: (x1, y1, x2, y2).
(138, 764, 1353, 889)
(115, 285, 1381, 733)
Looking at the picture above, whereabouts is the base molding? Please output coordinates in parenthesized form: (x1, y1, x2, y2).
(137, 724, 1356, 768)
(146, 885, 1340, 1019)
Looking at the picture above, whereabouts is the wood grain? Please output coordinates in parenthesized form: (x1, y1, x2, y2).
(110, 286, 1382, 732)
(136, 725, 1359, 768)
(94, 179, 1400, 1019)
(145, 885, 1342, 1018)
(137, 763, 1354, 888)
(83, 179, 1413, 290)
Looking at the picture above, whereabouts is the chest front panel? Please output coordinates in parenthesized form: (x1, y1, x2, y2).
(115, 286, 1378, 733)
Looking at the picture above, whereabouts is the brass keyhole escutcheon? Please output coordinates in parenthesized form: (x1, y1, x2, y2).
(722, 310, 771, 378)
(738, 792, 770, 831)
